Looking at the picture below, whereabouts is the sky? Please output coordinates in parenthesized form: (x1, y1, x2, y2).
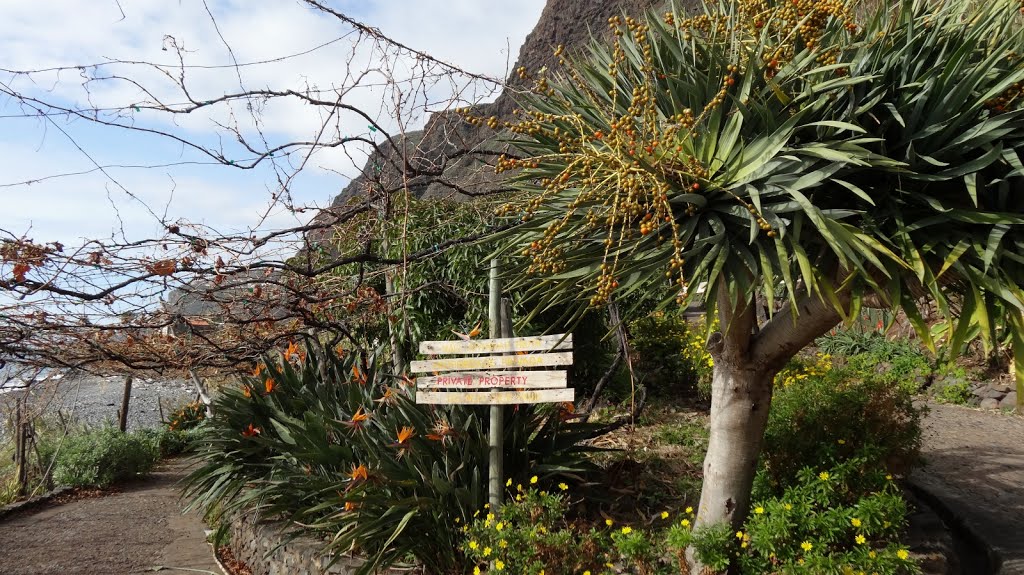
(0, 0, 546, 253)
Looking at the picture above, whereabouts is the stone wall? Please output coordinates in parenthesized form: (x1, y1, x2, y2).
(969, 381, 1017, 410)
(929, 375, 1018, 410)
(0, 486, 74, 521)
(229, 513, 420, 575)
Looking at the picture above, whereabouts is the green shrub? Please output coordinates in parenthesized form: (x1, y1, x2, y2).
(933, 380, 973, 405)
(139, 427, 202, 457)
(818, 331, 932, 393)
(462, 466, 919, 575)
(773, 353, 834, 388)
(629, 313, 714, 400)
(463, 488, 613, 574)
(165, 400, 206, 431)
(668, 459, 919, 574)
(630, 312, 708, 396)
(666, 521, 733, 573)
(185, 341, 615, 575)
(48, 427, 160, 488)
(0, 474, 19, 506)
(845, 352, 931, 395)
(759, 360, 923, 496)
(817, 330, 888, 357)
(462, 486, 688, 575)
(738, 458, 918, 574)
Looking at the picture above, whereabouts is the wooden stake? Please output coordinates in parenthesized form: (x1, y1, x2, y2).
(189, 369, 215, 418)
(118, 375, 133, 432)
(15, 397, 28, 496)
(500, 298, 514, 345)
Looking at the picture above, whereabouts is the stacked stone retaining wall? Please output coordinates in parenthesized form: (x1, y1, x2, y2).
(229, 513, 419, 575)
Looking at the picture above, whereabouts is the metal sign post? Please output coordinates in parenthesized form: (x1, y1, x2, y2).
(487, 259, 503, 510)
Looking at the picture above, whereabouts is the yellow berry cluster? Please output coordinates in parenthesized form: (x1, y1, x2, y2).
(458, 108, 514, 132)
(488, 4, 864, 307)
(668, 0, 858, 71)
(592, 268, 620, 306)
(744, 202, 777, 238)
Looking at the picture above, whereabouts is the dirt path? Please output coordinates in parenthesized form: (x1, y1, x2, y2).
(0, 459, 220, 575)
(911, 403, 1024, 574)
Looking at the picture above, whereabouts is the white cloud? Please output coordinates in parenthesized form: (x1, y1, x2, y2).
(0, 0, 545, 252)
(0, 138, 304, 245)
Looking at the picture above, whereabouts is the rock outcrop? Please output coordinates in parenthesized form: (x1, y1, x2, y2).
(314, 0, 674, 234)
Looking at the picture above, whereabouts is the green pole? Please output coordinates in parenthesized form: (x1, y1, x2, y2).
(488, 259, 504, 509)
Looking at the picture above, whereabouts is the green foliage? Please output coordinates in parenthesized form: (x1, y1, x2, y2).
(630, 312, 712, 397)
(772, 353, 834, 388)
(666, 521, 733, 573)
(2, 415, 68, 503)
(556, 308, 622, 399)
(461, 463, 919, 575)
(817, 331, 924, 363)
(463, 488, 611, 574)
(497, 0, 1024, 379)
(462, 487, 686, 575)
(45, 427, 160, 488)
(304, 195, 623, 397)
(612, 526, 663, 570)
(139, 427, 203, 457)
(821, 332, 934, 393)
(384, 198, 497, 347)
(0, 476, 18, 506)
(665, 460, 919, 574)
(933, 380, 974, 405)
(305, 195, 497, 352)
(164, 399, 206, 431)
(759, 360, 923, 496)
(184, 341, 613, 575)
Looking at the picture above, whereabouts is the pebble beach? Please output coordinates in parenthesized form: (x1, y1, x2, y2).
(1, 370, 198, 432)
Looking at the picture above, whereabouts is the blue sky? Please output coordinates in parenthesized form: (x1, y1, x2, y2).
(0, 0, 545, 251)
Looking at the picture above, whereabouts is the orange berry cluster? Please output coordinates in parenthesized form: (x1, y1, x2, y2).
(986, 82, 1024, 113)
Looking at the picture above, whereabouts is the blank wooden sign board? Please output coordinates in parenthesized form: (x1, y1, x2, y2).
(411, 333, 573, 405)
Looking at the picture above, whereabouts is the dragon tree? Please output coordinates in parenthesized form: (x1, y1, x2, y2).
(495, 0, 1024, 569)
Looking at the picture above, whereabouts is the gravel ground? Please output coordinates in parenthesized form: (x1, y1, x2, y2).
(0, 459, 220, 575)
(911, 403, 1024, 574)
(1, 372, 198, 433)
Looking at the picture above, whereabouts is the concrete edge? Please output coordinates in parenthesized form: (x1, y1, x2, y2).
(0, 486, 76, 522)
(902, 488, 959, 574)
(907, 480, 1003, 574)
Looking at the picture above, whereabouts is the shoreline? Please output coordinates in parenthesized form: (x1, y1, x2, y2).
(1, 372, 198, 433)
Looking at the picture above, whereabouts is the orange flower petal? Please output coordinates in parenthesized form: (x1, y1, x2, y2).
(396, 426, 415, 444)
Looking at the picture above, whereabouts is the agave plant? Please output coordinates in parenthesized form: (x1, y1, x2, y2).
(183, 340, 611, 574)
(493, 0, 1024, 569)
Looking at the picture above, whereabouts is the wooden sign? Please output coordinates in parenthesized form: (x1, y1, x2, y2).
(420, 334, 572, 355)
(417, 389, 573, 405)
(417, 370, 567, 390)
(409, 352, 572, 373)
(412, 334, 573, 405)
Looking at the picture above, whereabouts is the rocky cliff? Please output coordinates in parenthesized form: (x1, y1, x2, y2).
(315, 0, 671, 229)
